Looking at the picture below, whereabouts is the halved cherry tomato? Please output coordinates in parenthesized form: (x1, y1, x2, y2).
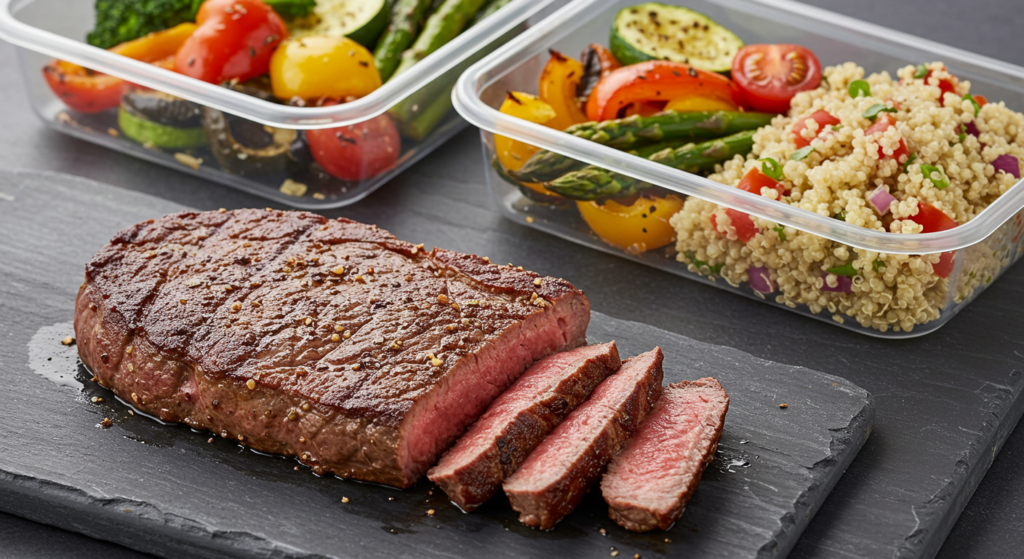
(585, 61, 739, 121)
(270, 36, 380, 101)
(737, 167, 787, 198)
(576, 195, 684, 252)
(494, 91, 562, 198)
(538, 51, 588, 131)
(915, 66, 958, 106)
(909, 201, 958, 278)
(865, 113, 909, 161)
(176, 0, 287, 84)
(306, 112, 400, 181)
(792, 110, 840, 148)
(710, 208, 758, 243)
(973, 94, 988, 107)
(42, 23, 195, 113)
(732, 44, 822, 114)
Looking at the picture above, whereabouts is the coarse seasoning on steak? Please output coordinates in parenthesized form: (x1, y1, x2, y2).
(429, 342, 620, 511)
(73, 209, 590, 488)
(601, 378, 729, 532)
(502, 348, 663, 530)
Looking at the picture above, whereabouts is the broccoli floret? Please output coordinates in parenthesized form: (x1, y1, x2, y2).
(86, 0, 203, 49)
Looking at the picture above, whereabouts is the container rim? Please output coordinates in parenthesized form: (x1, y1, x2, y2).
(453, 0, 1024, 255)
(0, 0, 554, 129)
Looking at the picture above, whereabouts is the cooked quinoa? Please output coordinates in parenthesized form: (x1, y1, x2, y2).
(671, 62, 1024, 333)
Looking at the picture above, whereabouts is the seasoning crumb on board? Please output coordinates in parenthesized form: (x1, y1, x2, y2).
(279, 178, 308, 198)
(780, 403, 789, 409)
(173, 152, 202, 171)
(100, 418, 112, 428)
(207, 438, 214, 443)
(341, 496, 350, 503)
(61, 336, 75, 346)
(427, 509, 435, 516)
(91, 397, 104, 403)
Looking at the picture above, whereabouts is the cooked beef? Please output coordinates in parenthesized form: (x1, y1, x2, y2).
(600, 378, 729, 532)
(73, 209, 590, 488)
(502, 348, 663, 529)
(429, 342, 620, 511)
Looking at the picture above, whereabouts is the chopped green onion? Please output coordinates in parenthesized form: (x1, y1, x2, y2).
(827, 262, 857, 277)
(835, 210, 846, 221)
(863, 103, 898, 121)
(791, 146, 815, 161)
(956, 123, 967, 144)
(759, 157, 784, 181)
(903, 152, 917, 173)
(921, 164, 950, 189)
(773, 224, 787, 241)
(872, 259, 886, 272)
(849, 80, 871, 98)
(832, 124, 844, 131)
(684, 251, 722, 275)
(963, 94, 981, 116)
(914, 64, 929, 79)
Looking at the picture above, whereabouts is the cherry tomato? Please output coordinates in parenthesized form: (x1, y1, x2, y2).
(864, 113, 909, 161)
(732, 44, 822, 113)
(910, 201, 958, 233)
(932, 251, 956, 278)
(576, 195, 684, 252)
(306, 113, 401, 181)
(270, 36, 380, 101)
(585, 61, 739, 121)
(176, 0, 287, 84)
(792, 110, 840, 148)
(710, 208, 758, 243)
(973, 94, 988, 107)
(737, 167, 787, 198)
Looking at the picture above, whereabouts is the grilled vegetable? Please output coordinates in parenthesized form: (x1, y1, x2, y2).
(86, 0, 201, 49)
(270, 36, 381, 101)
(391, 0, 490, 77)
(290, 0, 389, 49)
(543, 129, 757, 200)
(306, 113, 401, 181)
(469, 0, 513, 25)
(539, 51, 589, 131)
(576, 43, 621, 107)
(204, 79, 298, 175)
(513, 110, 773, 183)
(175, 0, 288, 84)
(609, 3, 743, 73)
(264, 0, 317, 17)
(119, 88, 208, 149)
(585, 60, 739, 122)
(576, 194, 684, 251)
(373, 0, 434, 81)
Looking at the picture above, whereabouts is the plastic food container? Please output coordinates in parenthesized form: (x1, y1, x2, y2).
(454, 0, 1024, 338)
(0, 0, 556, 209)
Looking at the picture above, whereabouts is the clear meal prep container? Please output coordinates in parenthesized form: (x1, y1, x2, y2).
(0, 0, 557, 209)
(454, 0, 1024, 338)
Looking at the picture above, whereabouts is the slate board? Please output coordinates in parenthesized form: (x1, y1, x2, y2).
(0, 170, 872, 559)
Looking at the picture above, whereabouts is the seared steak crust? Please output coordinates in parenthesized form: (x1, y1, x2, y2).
(74, 209, 590, 487)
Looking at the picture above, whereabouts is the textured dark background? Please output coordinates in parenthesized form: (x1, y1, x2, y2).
(1, 0, 1023, 557)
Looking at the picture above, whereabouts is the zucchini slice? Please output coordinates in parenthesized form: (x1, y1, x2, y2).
(118, 89, 208, 149)
(610, 3, 744, 73)
(289, 0, 389, 49)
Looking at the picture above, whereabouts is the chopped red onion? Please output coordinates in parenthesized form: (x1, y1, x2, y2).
(992, 154, 1021, 179)
(965, 121, 980, 138)
(868, 185, 896, 215)
(821, 273, 853, 293)
(748, 266, 775, 294)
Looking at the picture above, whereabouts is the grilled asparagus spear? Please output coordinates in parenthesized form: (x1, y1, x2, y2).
(391, 0, 489, 77)
(513, 110, 772, 183)
(543, 129, 757, 201)
(374, 0, 434, 82)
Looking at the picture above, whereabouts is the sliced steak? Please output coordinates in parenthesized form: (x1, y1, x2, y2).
(429, 341, 620, 511)
(73, 209, 590, 488)
(601, 377, 729, 531)
(502, 348, 663, 529)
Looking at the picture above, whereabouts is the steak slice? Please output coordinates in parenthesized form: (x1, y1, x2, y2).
(502, 348, 663, 529)
(74, 209, 590, 488)
(429, 341, 620, 511)
(600, 378, 729, 532)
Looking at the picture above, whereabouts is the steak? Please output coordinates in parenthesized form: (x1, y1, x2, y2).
(429, 342, 620, 511)
(502, 348, 663, 529)
(600, 378, 729, 532)
(73, 209, 590, 488)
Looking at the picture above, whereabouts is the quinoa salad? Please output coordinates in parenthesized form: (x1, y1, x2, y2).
(672, 62, 1024, 333)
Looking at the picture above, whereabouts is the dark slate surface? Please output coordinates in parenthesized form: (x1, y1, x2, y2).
(2, 0, 1024, 556)
(0, 170, 872, 559)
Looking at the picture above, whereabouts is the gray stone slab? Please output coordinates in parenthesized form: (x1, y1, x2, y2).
(0, 170, 871, 559)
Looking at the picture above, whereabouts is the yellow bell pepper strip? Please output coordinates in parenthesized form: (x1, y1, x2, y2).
(665, 95, 738, 112)
(538, 51, 588, 131)
(270, 36, 382, 102)
(576, 194, 684, 252)
(495, 91, 562, 199)
(42, 23, 196, 114)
